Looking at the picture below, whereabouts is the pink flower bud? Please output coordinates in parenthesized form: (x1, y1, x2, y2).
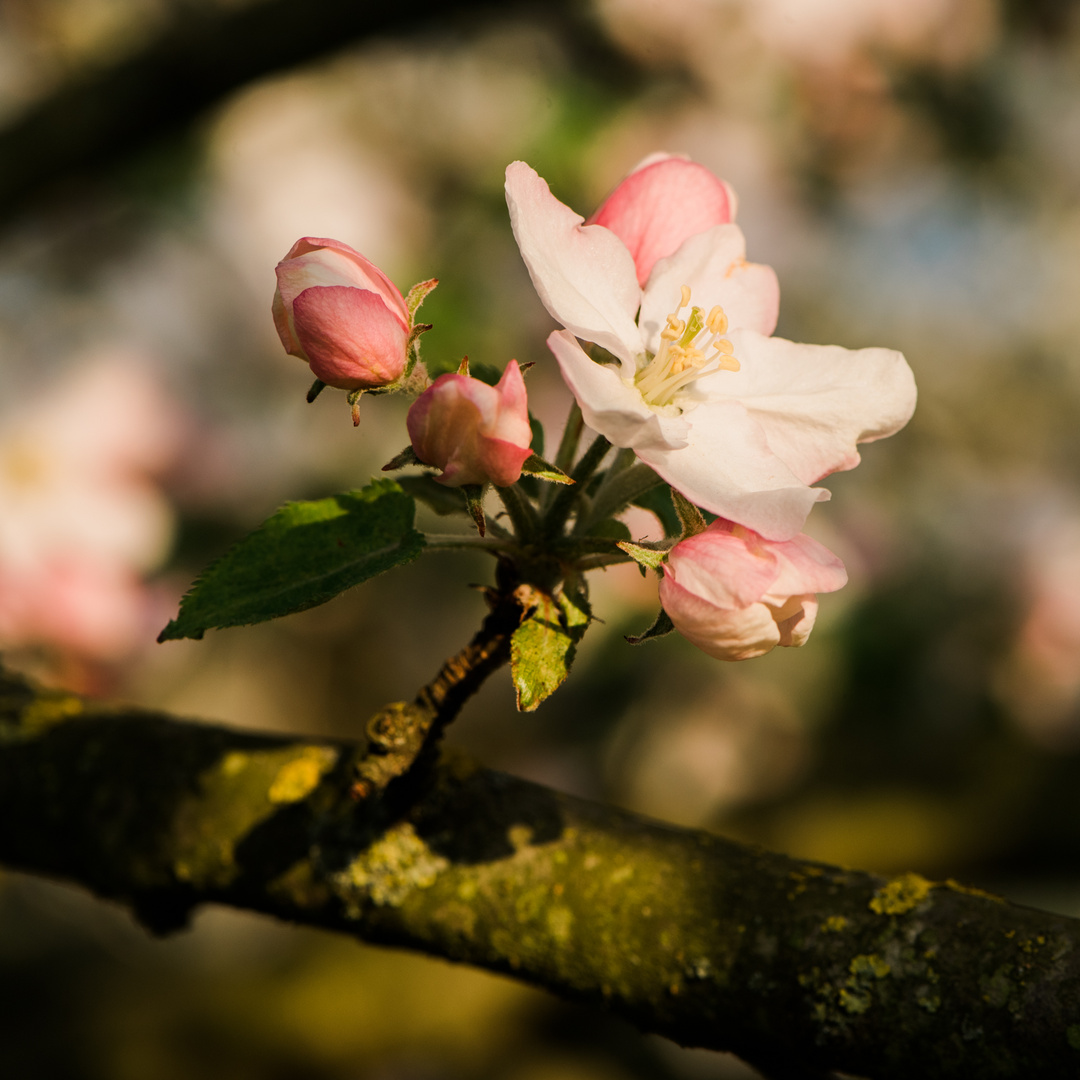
(407, 361, 532, 487)
(587, 154, 736, 286)
(659, 519, 847, 661)
(272, 237, 410, 390)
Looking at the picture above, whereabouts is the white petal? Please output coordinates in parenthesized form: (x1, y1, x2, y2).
(708, 330, 918, 485)
(506, 162, 643, 365)
(639, 225, 780, 352)
(635, 397, 829, 540)
(547, 330, 689, 451)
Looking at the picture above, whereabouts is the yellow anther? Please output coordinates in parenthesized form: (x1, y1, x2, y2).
(679, 284, 691, 308)
(706, 306, 728, 335)
(715, 338, 734, 355)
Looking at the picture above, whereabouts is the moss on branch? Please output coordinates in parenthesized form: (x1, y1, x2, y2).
(2, 665, 1079, 1079)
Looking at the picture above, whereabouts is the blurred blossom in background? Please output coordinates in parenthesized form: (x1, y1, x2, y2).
(5, 1, 1080, 1078)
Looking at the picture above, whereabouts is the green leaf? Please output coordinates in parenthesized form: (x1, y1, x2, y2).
(520, 453, 574, 485)
(397, 475, 467, 516)
(625, 607, 675, 645)
(616, 539, 669, 570)
(632, 483, 680, 537)
(405, 277, 438, 319)
(511, 586, 590, 712)
(159, 480, 425, 641)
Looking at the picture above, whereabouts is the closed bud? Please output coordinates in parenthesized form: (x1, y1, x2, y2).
(272, 237, 410, 391)
(407, 361, 532, 487)
(659, 518, 847, 661)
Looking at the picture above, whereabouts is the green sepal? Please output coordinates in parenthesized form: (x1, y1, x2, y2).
(158, 480, 424, 642)
(510, 585, 591, 712)
(382, 445, 424, 471)
(519, 453, 573, 486)
(462, 483, 486, 536)
(671, 488, 708, 538)
(616, 539, 669, 571)
(625, 607, 675, 645)
(306, 378, 327, 403)
(405, 277, 438, 319)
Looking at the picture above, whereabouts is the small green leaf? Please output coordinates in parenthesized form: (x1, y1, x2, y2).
(520, 453, 574, 485)
(159, 480, 424, 641)
(671, 488, 708, 538)
(382, 444, 424, 471)
(405, 277, 438, 318)
(511, 586, 590, 712)
(625, 607, 675, 645)
(616, 539, 669, 570)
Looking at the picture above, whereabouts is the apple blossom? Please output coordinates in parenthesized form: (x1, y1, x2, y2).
(659, 519, 848, 661)
(505, 158, 916, 541)
(407, 361, 532, 487)
(272, 237, 411, 391)
(0, 355, 179, 662)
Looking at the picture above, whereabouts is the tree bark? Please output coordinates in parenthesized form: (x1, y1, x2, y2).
(2, 663, 1079, 1080)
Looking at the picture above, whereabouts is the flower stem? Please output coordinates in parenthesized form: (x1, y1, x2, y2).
(542, 433, 611, 539)
(496, 483, 539, 539)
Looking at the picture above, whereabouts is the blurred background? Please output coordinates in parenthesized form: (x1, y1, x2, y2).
(3, 0, 1080, 1076)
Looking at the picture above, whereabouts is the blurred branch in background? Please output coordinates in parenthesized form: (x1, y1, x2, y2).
(3, 662, 1080, 1080)
(0, 0, 640, 225)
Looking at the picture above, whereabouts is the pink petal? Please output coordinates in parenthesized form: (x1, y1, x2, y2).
(279, 237, 407, 320)
(772, 595, 818, 648)
(664, 524, 780, 608)
(659, 576, 781, 661)
(489, 360, 533, 448)
(505, 162, 643, 365)
(291, 286, 408, 390)
(765, 532, 848, 599)
(588, 157, 734, 287)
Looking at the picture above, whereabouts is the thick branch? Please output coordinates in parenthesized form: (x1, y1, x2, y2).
(2, 665, 1079, 1079)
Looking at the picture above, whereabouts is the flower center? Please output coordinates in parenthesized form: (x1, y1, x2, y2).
(634, 285, 739, 408)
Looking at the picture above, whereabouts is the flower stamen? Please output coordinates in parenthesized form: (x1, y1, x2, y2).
(634, 287, 739, 407)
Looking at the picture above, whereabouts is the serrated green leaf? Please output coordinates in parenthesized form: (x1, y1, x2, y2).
(625, 607, 675, 645)
(159, 480, 424, 641)
(511, 586, 590, 712)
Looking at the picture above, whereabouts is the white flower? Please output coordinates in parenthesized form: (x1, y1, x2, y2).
(505, 158, 917, 541)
